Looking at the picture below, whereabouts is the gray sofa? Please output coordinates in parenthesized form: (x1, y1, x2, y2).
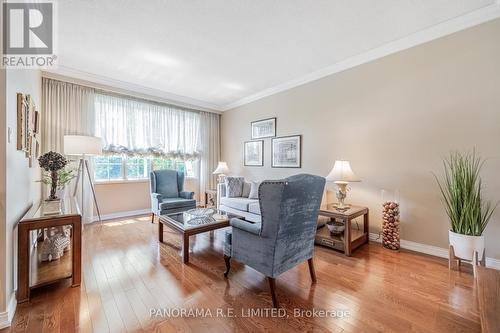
(218, 180, 261, 222)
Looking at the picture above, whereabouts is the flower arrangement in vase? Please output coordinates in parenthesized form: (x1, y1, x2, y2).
(38, 151, 75, 201)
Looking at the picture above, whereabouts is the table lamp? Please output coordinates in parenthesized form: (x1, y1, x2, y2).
(64, 135, 103, 223)
(326, 160, 360, 211)
(213, 161, 230, 183)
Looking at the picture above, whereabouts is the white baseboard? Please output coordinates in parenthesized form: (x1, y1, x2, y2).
(91, 203, 202, 223)
(91, 209, 151, 222)
(0, 293, 17, 329)
(369, 233, 500, 270)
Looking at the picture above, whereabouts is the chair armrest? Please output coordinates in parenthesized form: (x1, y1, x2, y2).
(151, 193, 163, 201)
(230, 218, 261, 235)
(179, 191, 194, 199)
(150, 193, 163, 214)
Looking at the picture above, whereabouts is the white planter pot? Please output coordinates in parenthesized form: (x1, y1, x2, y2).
(448, 230, 485, 261)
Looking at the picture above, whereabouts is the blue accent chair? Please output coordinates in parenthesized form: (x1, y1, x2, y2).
(223, 174, 325, 307)
(149, 169, 196, 223)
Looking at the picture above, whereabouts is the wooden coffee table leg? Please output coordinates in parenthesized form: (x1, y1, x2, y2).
(158, 222, 163, 243)
(183, 234, 189, 264)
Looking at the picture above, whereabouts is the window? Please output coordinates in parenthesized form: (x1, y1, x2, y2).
(94, 157, 196, 182)
(126, 158, 151, 180)
(94, 156, 123, 181)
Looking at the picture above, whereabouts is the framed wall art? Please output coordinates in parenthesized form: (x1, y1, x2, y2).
(251, 117, 276, 139)
(244, 140, 264, 166)
(271, 135, 301, 168)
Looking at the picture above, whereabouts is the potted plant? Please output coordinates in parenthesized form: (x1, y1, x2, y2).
(435, 151, 497, 261)
(38, 151, 73, 201)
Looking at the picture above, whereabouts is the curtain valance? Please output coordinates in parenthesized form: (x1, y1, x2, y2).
(94, 92, 201, 160)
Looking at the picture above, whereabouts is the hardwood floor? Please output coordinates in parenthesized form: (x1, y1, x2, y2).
(2, 215, 480, 333)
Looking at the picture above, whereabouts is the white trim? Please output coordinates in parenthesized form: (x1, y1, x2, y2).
(221, 3, 500, 111)
(95, 179, 150, 185)
(369, 233, 500, 270)
(42, 67, 222, 113)
(0, 293, 17, 329)
(91, 209, 151, 222)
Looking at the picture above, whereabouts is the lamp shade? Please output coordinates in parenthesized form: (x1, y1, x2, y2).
(326, 160, 360, 183)
(64, 135, 103, 156)
(213, 161, 230, 175)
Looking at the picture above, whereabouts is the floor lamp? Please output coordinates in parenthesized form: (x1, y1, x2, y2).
(64, 135, 103, 224)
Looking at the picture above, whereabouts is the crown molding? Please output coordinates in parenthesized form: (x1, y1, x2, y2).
(42, 66, 223, 113)
(43, 3, 500, 113)
(221, 3, 500, 111)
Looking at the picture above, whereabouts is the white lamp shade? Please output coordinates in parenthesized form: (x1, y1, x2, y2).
(64, 135, 103, 156)
(326, 160, 360, 183)
(213, 161, 230, 175)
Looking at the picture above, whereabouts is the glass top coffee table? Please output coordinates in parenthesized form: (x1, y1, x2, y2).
(158, 208, 243, 264)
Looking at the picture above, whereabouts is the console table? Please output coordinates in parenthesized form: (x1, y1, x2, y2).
(316, 204, 369, 256)
(17, 197, 82, 303)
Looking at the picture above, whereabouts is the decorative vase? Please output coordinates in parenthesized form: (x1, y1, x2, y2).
(448, 230, 485, 261)
(381, 190, 400, 251)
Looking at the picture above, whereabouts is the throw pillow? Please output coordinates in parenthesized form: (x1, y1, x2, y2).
(225, 177, 245, 197)
(248, 181, 261, 199)
(242, 181, 251, 197)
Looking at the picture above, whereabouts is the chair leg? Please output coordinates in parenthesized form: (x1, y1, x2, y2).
(224, 255, 231, 277)
(267, 277, 279, 308)
(151, 213, 155, 224)
(308, 258, 317, 283)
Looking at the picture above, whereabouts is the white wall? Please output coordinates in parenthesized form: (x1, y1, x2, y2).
(0, 63, 7, 319)
(222, 19, 500, 259)
(3, 69, 42, 316)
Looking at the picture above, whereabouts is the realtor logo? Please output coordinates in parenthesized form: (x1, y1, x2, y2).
(2, 1, 56, 68)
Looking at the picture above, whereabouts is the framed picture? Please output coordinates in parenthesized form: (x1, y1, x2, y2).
(251, 117, 276, 139)
(244, 140, 264, 166)
(272, 135, 302, 168)
(16, 93, 28, 151)
(33, 109, 40, 134)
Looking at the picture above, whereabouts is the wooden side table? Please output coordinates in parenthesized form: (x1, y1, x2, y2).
(17, 197, 82, 303)
(316, 204, 369, 256)
(205, 189, 217, 208)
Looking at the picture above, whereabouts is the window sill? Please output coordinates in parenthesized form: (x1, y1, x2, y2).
(95, 179, 149, 185)
(95, 177, 198, 186)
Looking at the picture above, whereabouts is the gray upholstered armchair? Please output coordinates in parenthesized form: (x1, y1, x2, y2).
(223, 174, 325, 307)
(149, 169, 196, 223)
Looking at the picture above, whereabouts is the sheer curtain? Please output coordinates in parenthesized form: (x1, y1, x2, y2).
(94, 91, 220, 203)
(95, 92, 201, 160)
(199, 111, 220, 205)
(42, 78, 96, 223)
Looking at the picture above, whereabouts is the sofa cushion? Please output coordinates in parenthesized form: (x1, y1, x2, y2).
(159, 198, 196, 210)
(242, 181, 251, 198)
(248, 202, 260, 215)
(248, 181, 260, 199)
(220, 197, 257, 212)
(225, 177, 245, 197)
(154, 169, 179, 198)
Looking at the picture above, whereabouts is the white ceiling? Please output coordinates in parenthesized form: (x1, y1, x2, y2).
(50, 0, 499, 111)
